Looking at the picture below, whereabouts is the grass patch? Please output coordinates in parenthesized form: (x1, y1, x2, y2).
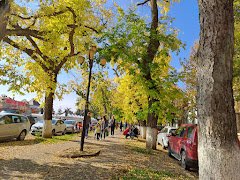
(131, 147, 153, 155)
(119, 168, 180, 180)
(35, 133, 78, 144)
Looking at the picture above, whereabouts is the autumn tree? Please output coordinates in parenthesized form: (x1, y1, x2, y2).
(181, 42, 198, 122)
(0, 0, 107, 137)
(197, 0, 240, 179)
(100, 3, 182, 149)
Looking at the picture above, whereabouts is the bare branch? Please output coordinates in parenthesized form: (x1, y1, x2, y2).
(112, 68, 120, 77)
(137, 0, 150, 6)
(11, 9, 68, 20)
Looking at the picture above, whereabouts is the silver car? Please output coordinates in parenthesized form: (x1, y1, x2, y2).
(31, 119, 67, 136)
(64, 120, 79, 133)
(0, 112, 30, 141)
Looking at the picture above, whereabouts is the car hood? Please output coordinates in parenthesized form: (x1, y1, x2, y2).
(32, 122, 44, 128)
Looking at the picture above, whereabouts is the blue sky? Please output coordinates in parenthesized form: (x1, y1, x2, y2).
(0, 0, 199, 112)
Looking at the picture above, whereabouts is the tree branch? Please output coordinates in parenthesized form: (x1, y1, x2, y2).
(3, 37, 49, 71)
(11, 9, 68, 20)
(26, 35, 49, 62)
(137, 0, 150, 6)
(5, 29, 45, 40)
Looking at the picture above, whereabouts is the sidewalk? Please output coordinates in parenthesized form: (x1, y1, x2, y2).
(0, 131, 198, 179)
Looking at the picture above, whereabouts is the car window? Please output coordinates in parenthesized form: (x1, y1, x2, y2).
(12, 115, 21, 123)
(21, 116, 28, 123)
(160, 128, 168, 133)
(0, 115, 13, 124)
(169, 128, 176, 134)
(187, 127, 194, 139)
(176, 127, 186, 137)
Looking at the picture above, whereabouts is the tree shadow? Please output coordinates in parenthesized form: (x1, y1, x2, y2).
(0, 158, 118, 180)
(0, 139, 45, 147)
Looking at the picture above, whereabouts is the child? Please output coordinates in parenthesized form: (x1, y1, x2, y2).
(95, 123, 101, 140)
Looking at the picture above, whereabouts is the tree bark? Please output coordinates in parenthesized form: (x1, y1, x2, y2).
(197, 0, 240, 179)
(0, 0, 10, 41)
(146, 98, 158, 149)
(42, 73, 57, 138)
(140, 0, 160, 150)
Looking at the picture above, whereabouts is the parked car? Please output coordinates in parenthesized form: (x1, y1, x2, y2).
(0, 112, 30, 141)
(31, 119, 67, 136)
(27, 115, 38, 128)
(64, 120, 79, 133)
(168, 124, 198, 170)
(157, 126, 177, 149)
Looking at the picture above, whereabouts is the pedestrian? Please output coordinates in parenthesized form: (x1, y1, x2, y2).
(110, 115, 116, 136)
(124, 121, 128, 130)
(85, 112, 91, 138)
(95, 123, 101, 140)
(120, 121, 123, 132)
(102, 115, 108, 139)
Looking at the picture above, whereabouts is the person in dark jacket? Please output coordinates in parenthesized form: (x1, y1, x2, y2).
(120, 121, 123, 132)
(110, 115, 116, 136)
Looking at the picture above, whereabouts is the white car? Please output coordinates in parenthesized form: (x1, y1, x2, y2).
(64, 120, 79, 133)
(0, 112, 30, 141)
(31, 119, 67, 136)
(157, 126, 176, 149)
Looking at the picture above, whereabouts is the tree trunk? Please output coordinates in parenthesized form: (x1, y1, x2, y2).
(146, 99, 158, 150)
(197, 0, 240, 179)
(0, 0, 9, 41)
(140, 0, 159, 150)
(42, 73, 57, 138)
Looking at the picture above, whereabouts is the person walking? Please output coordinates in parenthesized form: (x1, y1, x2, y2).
(110, 115, 116, 136)
(85, 112, 91, 138)
(95, 123, 101, 140)
(120, 121, 123, 132)
(102, 115, 108, 139)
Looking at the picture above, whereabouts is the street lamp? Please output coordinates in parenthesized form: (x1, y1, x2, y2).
(80, 45, 106, 151)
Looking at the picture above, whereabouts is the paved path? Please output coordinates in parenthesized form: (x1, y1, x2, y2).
(0, 131, 198, 179)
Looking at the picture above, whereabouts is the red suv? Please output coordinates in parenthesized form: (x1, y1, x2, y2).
(168, 124, 198, 170)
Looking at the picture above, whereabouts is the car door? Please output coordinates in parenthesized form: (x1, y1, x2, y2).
(0, 115, 12, 139)
(11, 115, 23, 137)
(55, 120, 61, 133)
(186, 126, 198, 160)
(59, 120, 65, 132)
(172, 127, 187, 155)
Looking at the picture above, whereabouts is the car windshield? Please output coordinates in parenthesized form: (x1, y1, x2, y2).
(64, 120, 75, 125)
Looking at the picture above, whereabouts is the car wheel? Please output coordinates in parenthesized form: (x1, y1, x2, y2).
(181, 151, 190, 170)
(52, 129, 56, 136)
(62, 129, 66, 135)
(168, 144, 172, 157)
(17, 130, 26, 141)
